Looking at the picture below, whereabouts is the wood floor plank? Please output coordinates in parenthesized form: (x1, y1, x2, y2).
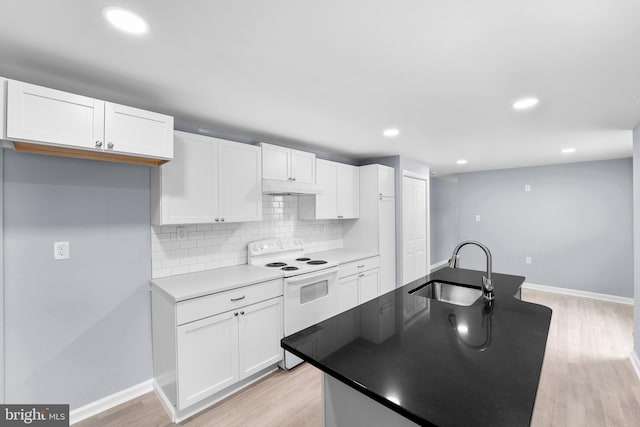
(77, 289, 640, 427)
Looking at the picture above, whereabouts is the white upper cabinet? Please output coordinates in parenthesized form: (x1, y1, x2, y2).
(152, 132, 219, 224)
(337, 163, 359, 218)
(378, 165, 395, 197)
(7, 80, 104, 149)
(218, 140, 263, 223)
(151, 131, 262, 225)
(261, 142, 315, 184)
(290, 149, 316, 183)
(298, 159, 359, 220)
(104, 102, 173, 159)
(5, 80, 173, 165)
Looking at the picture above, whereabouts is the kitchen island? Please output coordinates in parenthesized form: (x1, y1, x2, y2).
(281, 267, 552, 427)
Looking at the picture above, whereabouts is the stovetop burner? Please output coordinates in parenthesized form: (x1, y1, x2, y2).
(266, 262, 287, 268)
(307, 260, 328, 265)
(295, 257, 311, 262)
(281, 266, 299, 271)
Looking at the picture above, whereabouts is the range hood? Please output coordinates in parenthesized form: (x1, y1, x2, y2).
(262, 179, 323, 195)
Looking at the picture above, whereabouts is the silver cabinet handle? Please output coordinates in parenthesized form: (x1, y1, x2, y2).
(95, 141, 103, 147)
(240, 311, 245, 315)
(107, 142, 114, 149)
(230, 296, 245, 302)
(287, 177, 292, 181)
(357, 264, 365, 268)
(292, 177, 296, 181)
(338, 215, 343, 219)
(215, 218, 219, 222)
(234, 312, 239, 316)
(359, 274, 365, 278)
(379, 193, 383, 196)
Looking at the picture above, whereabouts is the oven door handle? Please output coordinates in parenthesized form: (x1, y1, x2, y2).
(285, 267, 338, 285)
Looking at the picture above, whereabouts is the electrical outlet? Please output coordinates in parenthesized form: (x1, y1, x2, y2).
(177, 226, 187, 241)
(54, 241, 69, 260)
(525, 184, 531, 192)
(525, 256, 532, 264)
(475, 214, 481, 222)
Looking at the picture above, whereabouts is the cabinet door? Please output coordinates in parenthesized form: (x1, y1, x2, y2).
(156, 132, 218, 224)
(337, 164, 359, 218)
(104, 102, 173, 159)
(378, 197, 397, 294)
(290, 149, 316, 183)
(239, 297, 283, 379)
(177, 311, 239, 410)
(219, 141, 262, 223)
(358, 269, 380, 304)
(261, 143, 291, 181)
(6, 80, 104, 149)
(315, 160, 338, 219)
(378, 165, 395, 197)
(337, 276, 359, 313)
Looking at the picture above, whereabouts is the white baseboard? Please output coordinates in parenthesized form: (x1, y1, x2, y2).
(522, 282, 634, 305)
(631, 351, 640, 382)
(430, 259, 449, 271)
(70, 378, 153, 425)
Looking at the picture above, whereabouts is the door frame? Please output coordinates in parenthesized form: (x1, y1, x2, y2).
(400, 170, 430, 286)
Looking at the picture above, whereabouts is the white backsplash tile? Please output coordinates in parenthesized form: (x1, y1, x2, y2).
(151, 195, 344, 278)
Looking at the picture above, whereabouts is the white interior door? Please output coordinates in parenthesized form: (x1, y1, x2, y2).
(402, 175, 427, 285)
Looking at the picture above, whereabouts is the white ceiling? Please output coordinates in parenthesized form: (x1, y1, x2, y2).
(1, 0, 639, 174)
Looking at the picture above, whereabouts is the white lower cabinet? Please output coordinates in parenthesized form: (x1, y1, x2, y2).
(177, 311, 239, 410)
(177, 297, 283, 410)
(152, 279, 283, 420)
(358, 269, 380, 304)
(337, 256, 381, 310)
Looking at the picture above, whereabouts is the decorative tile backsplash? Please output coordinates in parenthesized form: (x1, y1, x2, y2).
(151, 195, 344, 278)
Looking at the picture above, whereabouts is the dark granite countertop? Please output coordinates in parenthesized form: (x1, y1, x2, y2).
(281, 267, 552, 427)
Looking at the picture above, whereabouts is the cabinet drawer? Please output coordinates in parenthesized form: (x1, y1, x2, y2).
(338, 256, 380, 278)
(177, 279, 283, 325)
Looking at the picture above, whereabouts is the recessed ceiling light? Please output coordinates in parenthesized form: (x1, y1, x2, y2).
(457, 159, 468, 165)
(102, 7, 149, 35)
(561, 148, 576, 154)
(512, 97, 539, 111)
(383, 128, 400, 138)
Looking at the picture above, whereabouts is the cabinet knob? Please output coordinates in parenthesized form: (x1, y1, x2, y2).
(379, 193, 383, 196)
(338, 215, 343, 219)
(215, 218, 219, 222)
(287, 177, 293, 181)
(292, 177, 296, 181)
(357, 264, 365, 268)
(234, 312, 239, 316)
(359, 274, 365, 278)
(240, 311, 245, 315)
(220, 218, 225, 222)
(95, 141, 103, 147)
(107, 142, 114, 149)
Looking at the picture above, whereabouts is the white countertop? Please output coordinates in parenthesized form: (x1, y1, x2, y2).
(308, 248, 379, 264)
(151, 265, 284, 302)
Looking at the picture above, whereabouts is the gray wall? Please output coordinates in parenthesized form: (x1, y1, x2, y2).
(455, 158, 633, 298)
(430, 176, 459, 264)
(3, 151, 152, 409)
(633, 124, 640, 357)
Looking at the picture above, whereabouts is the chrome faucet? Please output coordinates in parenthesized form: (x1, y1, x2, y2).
(448, 240, 494, 302)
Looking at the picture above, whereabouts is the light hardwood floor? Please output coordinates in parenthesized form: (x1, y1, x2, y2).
(77, 290, 640, 427)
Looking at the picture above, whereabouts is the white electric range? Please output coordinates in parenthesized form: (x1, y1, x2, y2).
(248, 238, 339, 369)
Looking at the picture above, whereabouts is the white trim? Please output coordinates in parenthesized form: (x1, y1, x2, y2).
(522, 282, 634, 305)
(401, 169, 429, 181)
(430, 259, 449, 271)
(631, 351, 640, 382)
(153, 379, 177, 422)
(69, 378, 153, 425)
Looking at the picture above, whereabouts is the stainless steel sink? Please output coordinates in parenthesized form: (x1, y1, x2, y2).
(410, 281, 482, 306)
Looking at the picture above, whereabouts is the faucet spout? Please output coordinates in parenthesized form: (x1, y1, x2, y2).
(448, 240, 494, 302)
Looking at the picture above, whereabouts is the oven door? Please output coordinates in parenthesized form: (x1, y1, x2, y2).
(283, 267, 339, 336)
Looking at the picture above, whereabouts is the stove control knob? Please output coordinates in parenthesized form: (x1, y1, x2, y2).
(277, 240, 283, 247)
(259, 243, 264, 250)
(252, 244, 258, 251)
